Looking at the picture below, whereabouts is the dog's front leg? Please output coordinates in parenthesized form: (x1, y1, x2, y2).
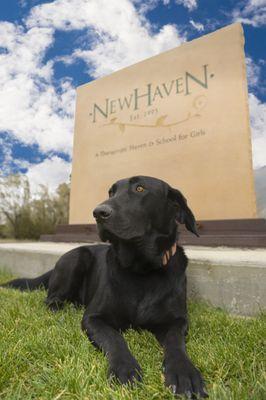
(81, 312, 142, 384)
(153, 319, 208, 399)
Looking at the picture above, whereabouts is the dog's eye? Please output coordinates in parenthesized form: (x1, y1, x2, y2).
(109, 191, 114, 198)
(136, 185, 145, 192)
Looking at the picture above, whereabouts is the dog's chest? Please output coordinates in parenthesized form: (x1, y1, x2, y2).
(136, 290, 178, 327)
(115, 272, 180, 327)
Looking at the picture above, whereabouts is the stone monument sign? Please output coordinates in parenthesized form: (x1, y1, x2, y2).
(69, 23, 257, 224)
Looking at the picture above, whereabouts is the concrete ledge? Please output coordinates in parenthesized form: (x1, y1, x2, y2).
(0, 242, 86, 278)
(186, 246, 266, 316)
(0, 242, 265, 316)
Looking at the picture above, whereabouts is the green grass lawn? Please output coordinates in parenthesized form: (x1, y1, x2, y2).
(0, 269, 265, 400)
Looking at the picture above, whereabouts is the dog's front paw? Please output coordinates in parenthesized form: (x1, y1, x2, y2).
(108, 356, 142, 385)
(164, 356, 208, 399)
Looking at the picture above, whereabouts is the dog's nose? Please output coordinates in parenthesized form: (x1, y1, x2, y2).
(93, 205, 113, 221)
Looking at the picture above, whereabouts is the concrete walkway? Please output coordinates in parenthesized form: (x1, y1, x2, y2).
(0, 242, 265, 316)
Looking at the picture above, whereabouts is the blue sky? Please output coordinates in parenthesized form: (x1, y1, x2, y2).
(0, 0, 265, 193)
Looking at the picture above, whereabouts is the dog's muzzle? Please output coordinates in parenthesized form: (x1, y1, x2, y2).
(93, 204, 113, 222)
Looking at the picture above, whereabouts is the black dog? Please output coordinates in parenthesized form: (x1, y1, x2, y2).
(3, 176, 208, 398)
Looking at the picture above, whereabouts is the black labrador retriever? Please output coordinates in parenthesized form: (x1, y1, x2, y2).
(3, 176, 208, 398)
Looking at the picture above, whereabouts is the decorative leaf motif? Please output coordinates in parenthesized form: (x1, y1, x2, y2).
(193, 95, 207, 111)
(155, 115, 167, 126)
(102, 103, 205, 132)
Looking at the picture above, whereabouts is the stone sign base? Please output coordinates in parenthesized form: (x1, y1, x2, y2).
(40, 219, 266, 248)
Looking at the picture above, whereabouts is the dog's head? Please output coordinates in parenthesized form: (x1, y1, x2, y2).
(93, 176, 198, 245)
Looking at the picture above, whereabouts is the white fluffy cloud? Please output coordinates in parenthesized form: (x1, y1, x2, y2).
(74, 24, 182, 78)
(0, 21, 75, 155)
(232, 0, 266, 27)
(189, 19, 204, 31)
(26, 156, 71, 195)
(158, 0, 198, 10)
(176, 0, 197, 11)
(249, 93, 266, 169)
(245, 56, 266, 168)
(246, 56, 261, 89)
(26, 0, 183, 78)
(0, 135, 13, 173)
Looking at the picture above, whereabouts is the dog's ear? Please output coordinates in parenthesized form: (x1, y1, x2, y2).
(167, 186, 199, 236)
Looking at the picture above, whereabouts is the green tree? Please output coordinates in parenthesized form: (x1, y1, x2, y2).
(53, 182, 70, 225)
(0, 174, 31, 238)
(0, 173, 70, 239)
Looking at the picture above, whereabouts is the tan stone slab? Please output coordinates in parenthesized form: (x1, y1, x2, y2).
(70, 23, 257, 224)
